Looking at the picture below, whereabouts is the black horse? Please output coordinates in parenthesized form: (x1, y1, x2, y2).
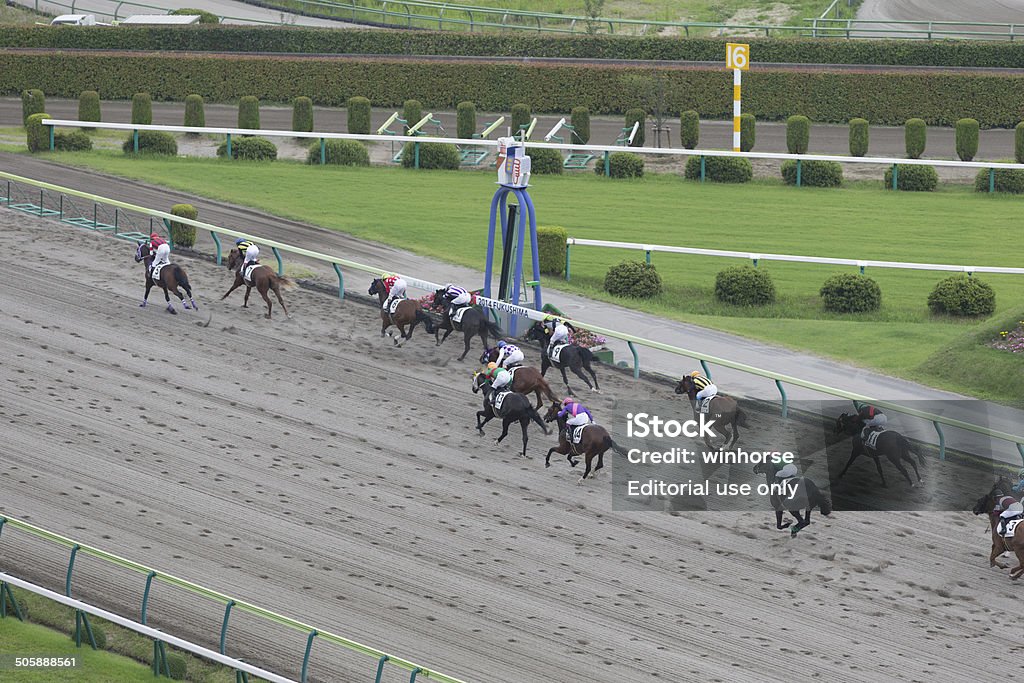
(472, 373, 548, 459)
(134, 241, 197, 314)
(834, 413, 925, 488)
(753, 463, 832, 536)
(524, 322, 600, 396)
(432, 289, 503, 361)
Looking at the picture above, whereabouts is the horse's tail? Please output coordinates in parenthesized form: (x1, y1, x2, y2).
(276, 275, 298, 291)
(735, 406, 749, 427)
(579, 346, 597, 364)
(415, 308, 435, 333)
(806, 479, 833, 516)
(484, 318, 503, 339)
(904, 435, 925, 466)
(603, 435, 628, 456)
(527, 405, 548, 434)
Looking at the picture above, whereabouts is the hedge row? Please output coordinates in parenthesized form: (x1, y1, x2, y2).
(6, 27, 1024, 68)
(6, 53, 1024, 126)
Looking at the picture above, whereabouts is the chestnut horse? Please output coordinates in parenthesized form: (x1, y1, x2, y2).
(222, 248, 294, 319)
(675, 375, 746, 451)
(134, 241, 197, 314)
(480, 347, 557, 409)
(972, 477, 1022, 572)
(368, 278, 434, 345)
(543, 402, 626, 484)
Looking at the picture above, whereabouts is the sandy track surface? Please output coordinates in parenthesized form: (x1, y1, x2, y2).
(0, 209, 1019, 682)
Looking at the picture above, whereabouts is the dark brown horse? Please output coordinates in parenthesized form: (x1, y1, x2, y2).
(543, 402, 626, 484)
(524, 322, 600, 396)
(834, 413, 924, 488)
(369, 278, 434, 345)
(480, 347, 557, 409)
(972, 477, 1021, 571)
(431, 289, 503, 361)
(222, 248, 294, 319)
(134, 241, 197, 314)
(675, 375, 746, 451)
(753, 462, 832, 536)
(472, 373, 548, 459)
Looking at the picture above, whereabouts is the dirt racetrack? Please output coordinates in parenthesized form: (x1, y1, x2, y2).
(0, 208, 1020, 683)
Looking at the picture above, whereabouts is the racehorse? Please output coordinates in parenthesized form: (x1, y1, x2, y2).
(972, 477, 1021, 571)
(833, 413, 924, 488)
(523, 322, 600, 396)
(472, 373, 548, 459)
(675, 375, 746, 451)
(222, 248, 294, 319)
(368, 278, 434, 345)
(134, 241, 197, 314)
(543, 402, 625, 484)
(480, 347, 558, 409)
(753, 462, 832, 537)
(431, 289, 503, 361)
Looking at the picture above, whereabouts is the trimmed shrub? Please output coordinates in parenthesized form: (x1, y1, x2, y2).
(131, 92, 151, 125)
(683, 156, 753, 183)
(238, 96, 260, 129)
(905, 118, 926, 158)
(781, 159, 843, 187)
(715, 265, 775, 306)
(216, 136, 276, 160)
(884, 164, 938, 191)
(307, 139, 369, 166)
(786, 115, 810, 154)
(25, 112, 49, 152)
(537, 226, 567, 276)
(820, 273, 881, 313)
(171, 7, 219, 23)
(679, 110, 699, 149)
(927, 275, 995, 317)
(974, 167, 1024, 194)
(624, 108, 646, 147)
(123, 131, 177, 156)
(347, 96, 370, 135)
(1016, 122, 1024, 164)
(529, 147, 563, 175)
(595, 152, 643, 179)
(21, 89, 44, 125)
(849, 118, 868, 157)
(739, 113, 755, 152)
(456, 101, 476, 139)
(170, 203, 198, 248)
(510, 103, 531, 136)
(54, 131, 92, 151)
(403, 99, 422, 135)
(167, 654, 187, 680)
(400, 141, 459, 170)
(604, 260, 662, 299)
(184, 94, 204, 129)
(78, 90, 100, 129)
(570, 106, 590, 145)
(292, 96, 313, 133)
(955, 118, 979, 161)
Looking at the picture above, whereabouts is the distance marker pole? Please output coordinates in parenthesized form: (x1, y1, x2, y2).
(732, 68, 741, 152)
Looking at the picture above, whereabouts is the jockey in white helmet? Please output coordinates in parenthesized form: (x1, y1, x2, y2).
(546, 318, 570, 357)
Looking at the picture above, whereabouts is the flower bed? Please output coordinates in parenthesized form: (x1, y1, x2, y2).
(989, 321, 1024, 353)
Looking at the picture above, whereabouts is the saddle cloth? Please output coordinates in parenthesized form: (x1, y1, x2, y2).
(571, 424, 589, 444)
(451, 305, 469, 324)
(242, 263, 261, 284)
(863, 428, 886, 450)
(491, 390, 512, 411)
(1003, 518, 1023, 538)
(151, 262, 168, 281)
(698, 397, 715, 414)
(387, 297, 405, 314)
(506, 366, 521, 382)
(550, 343, 569, 363)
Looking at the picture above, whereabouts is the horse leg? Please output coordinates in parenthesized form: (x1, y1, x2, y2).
(584, 359, 600, 392)
(886, 454, 913, 487)
(593, 450, 605, 474)
(458, 329, 473, 361)
(559, 365, 574, 397)
(578, 456, 593, 485)
(990, 533, 1009, 569)
(221, 279, 243, 301)
(495, 417, 513, 446)
(569, 360, 594, 391)
(380, 316, 390, 338)
(775, 510, 790, 530)
(272, 282, 289, 318)
(160, 283, 176, 314)
(141, 278, 154, 307)
(476, 410, 493, 433)
(834, 448, 865, 483)
(903, 453, 923, 483)
(518, 417, 530, 459)
(395, 323, 408, 345)
(539, 356, 550, 377)
(728, 415, 740, 448)
(259, 285, 274, 319)
(871, 455, 889, 488)
(242, 285, 252, 308)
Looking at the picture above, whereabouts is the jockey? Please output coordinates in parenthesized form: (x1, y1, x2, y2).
(495, 340, 524, 369)
(236, 238, 260, 273)
(146, 232, 167, 260)
(151, 236, 171, 275)
(858, 404, 887, 440)
(381, 273, 407, 311)
(546, 318, 570, 357)
(689, 370, 717, 410)
(997, 501, 1024, 536)
(558, 397, 593, 439)
(485, 362, 513, 404)
(443, 283, 472, 318)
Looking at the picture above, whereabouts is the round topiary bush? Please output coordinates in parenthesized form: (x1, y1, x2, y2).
(54, 131, 93, 151)
(786, 115, 810, 154)
(955, 118, 979, 162)
(849, 118, 868, 157)
(216, 136, 276, 161)
(21, 89, 44, 126)
(510, 103, 531, 137)
(715, 265, 775, 306)
(820, 273, 881, 313)
(781, 159, 843, 187)
(905, 118, 926, 159)
(170, 204, 197, 247)
(570, 106, 590, 145)
(184, 94, 204, 130)
(684, 156, 753, 183)
(347, 96, 370, 135)
(166, 653, 187, 680)
(974, 167, 1024, 194)
(171, 7, 219, 23)
(624, 108, 646, 147)
(529, 147, 563, 175)
(680, 110, 699, 149)
(25, 112, 50, 152)
(927, 275, 995, 317)
(238, 96, 260, 130)
(595, 152, 643, 178)
(740, 113, 755, 152)
(307, 139, 369, 166)
(131, 93, 151, 125)
(78, 90, 100, 130)
(884, 164, 938, 191)
(403, 99, 423, 135)
(292, 96, 313, 133)
(401, 141, 460, 170)
(123, 131, 177, 156)
(456, 101, 476, 139)
(604, 260, 662, 299)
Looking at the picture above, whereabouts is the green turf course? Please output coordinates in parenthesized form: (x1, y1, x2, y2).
(23, 150, 1024, 405)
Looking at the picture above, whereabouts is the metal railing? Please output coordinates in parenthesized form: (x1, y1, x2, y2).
(2, 169, 1023, 465)
(40, 119, 1024, 191)
(563, 238, 1024, 282)
(26, 0, 290, 24)
(807, 17, 1024, 40)
(0, 516, 466, 683)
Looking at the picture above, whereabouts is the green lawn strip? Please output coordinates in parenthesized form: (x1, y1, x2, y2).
(23, 150, 1023, 401)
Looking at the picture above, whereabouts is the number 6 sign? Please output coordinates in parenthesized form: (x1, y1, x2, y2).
(726, 43, 749, 71)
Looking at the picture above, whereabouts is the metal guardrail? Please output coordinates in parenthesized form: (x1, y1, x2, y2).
(807, 17, 1024, 40)
(0, 516, 466, 683)
(2, 168, 1023, 465)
